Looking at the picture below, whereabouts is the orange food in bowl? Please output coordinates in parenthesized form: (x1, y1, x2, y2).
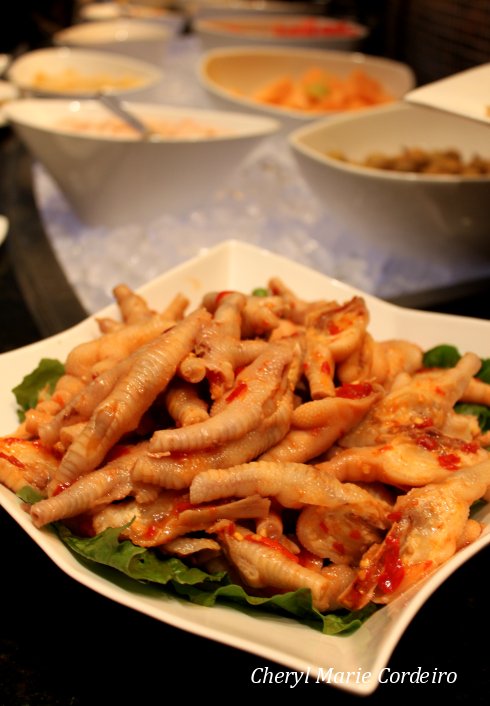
(253, 67, 394, 112)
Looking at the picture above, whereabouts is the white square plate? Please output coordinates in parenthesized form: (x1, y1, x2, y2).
(404, 63, 490, 124)
(1, 240, 489, 695)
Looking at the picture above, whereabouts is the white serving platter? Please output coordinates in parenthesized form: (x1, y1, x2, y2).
(404, 62, 490, 124)
(0, 239, 489, 695)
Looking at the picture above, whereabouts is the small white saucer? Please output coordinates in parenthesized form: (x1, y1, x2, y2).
(405, 62, 490, 124)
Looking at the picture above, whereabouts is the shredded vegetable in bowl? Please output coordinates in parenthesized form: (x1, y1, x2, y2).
(2, 279, 490, 633)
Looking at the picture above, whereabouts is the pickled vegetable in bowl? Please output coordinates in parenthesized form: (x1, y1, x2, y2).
(253, 65, 394, 113)
(199, 47, 415, 129)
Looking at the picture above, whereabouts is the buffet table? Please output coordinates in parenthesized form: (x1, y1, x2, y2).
(25, 36, 490, 316)
(1, 33, 490, 706)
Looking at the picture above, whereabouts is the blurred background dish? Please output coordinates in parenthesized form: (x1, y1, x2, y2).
(78, 2, 187, 35)
(289, 102, 490, 264)
(194, 13, 368, 52)
(3, 97, 280, 227)
(7, 46, 163, 98)
(182, 0, 330, 21)
(404, 62, 490, 125)
(199, 46, 415, 130)
(53, 18, 173, 65)
(0, 214, 8, 246)
(0, 80, 19, 126)
(0, 54, 9, 75)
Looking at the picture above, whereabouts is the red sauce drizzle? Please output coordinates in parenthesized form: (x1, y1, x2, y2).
(297, 548, 320, 568)
(171, 501, 196, 516)
(215, 290, 234, 305)
(327, 321, 341, 335)
(320, 360, 331, 375)
(415, 432, 439, 452)
(438, 453, 461, 470)
(332, 541, 346, 555)
(143, 523, 160, 541)
(349, 528, 362, 540)
(414, 429, 478, 464)
(0, 451, 25, 469)
(225, 381, 248, 403)
(244, 534, 299, 563)
(336, 382, 373, 399)
(377, 535, 405, 594)
(52, 481, 71, 496)
(387, 511, 402, 522)
(461, 441, 480, 454)
(225, 522, 236, 536)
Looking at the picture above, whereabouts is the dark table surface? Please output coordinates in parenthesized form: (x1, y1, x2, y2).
(1, 125, 489, 706)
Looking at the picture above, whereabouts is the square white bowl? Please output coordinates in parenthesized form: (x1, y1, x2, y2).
(1, 240, 489, 695)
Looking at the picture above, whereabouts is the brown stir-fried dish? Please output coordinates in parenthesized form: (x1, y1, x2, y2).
(1, 279, 490, 614)
(328, 147, 490, 175)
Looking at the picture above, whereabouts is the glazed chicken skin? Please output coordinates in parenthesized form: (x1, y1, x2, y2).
(1, 279, 489, 618)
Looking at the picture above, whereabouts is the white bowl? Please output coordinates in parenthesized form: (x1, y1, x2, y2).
(4, 97, 280, 227)
(0, 80, 19, 127)
(183, 0, 330, 20)
(195, 14, 368, 52)
(79, 2, 186, 35)
(7, 47, 163, 98)
(289, 102, 490, 262)
(54, 19, 173, 66)
(198, 46, 415, 131)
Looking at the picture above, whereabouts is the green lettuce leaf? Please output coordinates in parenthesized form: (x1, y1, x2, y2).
(476, 358, 490, 383)
(423, 346, 490, 432)
(172, 581, 376, 635)
(422, 345, 490, 382)
(17, 485, 45, 504)
(454, 403, 490, 432)
(56, 524, 375, 635)
(57, 524, 222, 587)
(12, 358, 64, 421)
(422, 345, 461, 369)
